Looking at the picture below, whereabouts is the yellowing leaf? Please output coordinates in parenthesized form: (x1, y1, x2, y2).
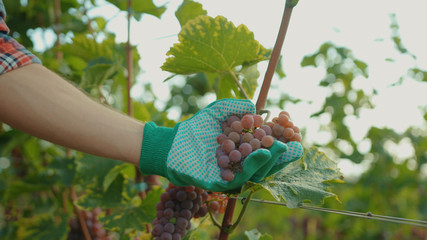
(162, 15, 268, 74)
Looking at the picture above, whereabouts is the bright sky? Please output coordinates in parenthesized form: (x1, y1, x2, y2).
(32, 0, 427, 179)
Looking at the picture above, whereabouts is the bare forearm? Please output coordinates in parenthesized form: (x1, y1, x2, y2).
(0, 64, 144, 165)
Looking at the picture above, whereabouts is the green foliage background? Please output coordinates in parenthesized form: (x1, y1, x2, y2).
(1, 0, 427, 239)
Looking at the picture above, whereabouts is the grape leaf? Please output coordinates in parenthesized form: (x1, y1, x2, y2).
(161, 15, 268, 75)
(77, 174, 125, 209)
(175, 0, 207, 27)
(49, 157, 76, 187)
(103, 163, 136, 191)
(244, 147, 343, 208)
(99, 187, 162, 235)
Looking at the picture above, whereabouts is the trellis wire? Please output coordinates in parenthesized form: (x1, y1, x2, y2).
(232, 197, 427, 229)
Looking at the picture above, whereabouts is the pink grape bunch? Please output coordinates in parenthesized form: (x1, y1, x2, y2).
(216, 111, 302, 181)
(67, 207, 111, 240)
(152, 183, 211, 240)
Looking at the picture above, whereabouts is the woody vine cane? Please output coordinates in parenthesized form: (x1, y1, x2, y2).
(218, 1, 299, 239)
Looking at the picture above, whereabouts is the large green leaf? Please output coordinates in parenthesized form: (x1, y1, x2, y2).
(244, 147, 343, 208)
(81, 57, 119, 88)
(162, 15, 268, 74)
(175, 0, 207, 27)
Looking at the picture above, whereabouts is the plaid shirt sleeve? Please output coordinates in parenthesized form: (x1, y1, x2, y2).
(0, 1, 42, 75)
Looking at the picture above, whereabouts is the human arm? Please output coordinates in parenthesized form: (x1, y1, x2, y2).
(0, 63, 144, 165)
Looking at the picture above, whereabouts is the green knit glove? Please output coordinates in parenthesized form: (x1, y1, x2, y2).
(139, 99, 287, 192)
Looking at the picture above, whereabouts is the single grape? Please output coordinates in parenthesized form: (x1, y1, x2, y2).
(253, 114, 264, 128)
(272, 117, 278, 123)
(241, 132, 254, 143)
(223, 127, 232, 136)
(152, 224, 164, 236)
(187, 191, 197, 201)
(160, 232, 173, 240)
(241, 114, 254, 129)
(238, 142, 252, 157)
(283, 127, 295, 139)
(161, 192, 171, 202)
(197, 205, 208, 218)
(180, 209, 192, 220)
(216, 134, 228, 145)
(278, 114, 289, 127)
(272, 124, 284, 137)
(279, 110, 290, 118)
(253, 128, 266, 141)
(172, 233, 182, 240)
(176, 217, 188, 229)
(156, 210, 164, 218)
(229, 150, 242, 163)
(164, 222, 175, 233)
(249, 138, 261, 151)
(227, 115, 240, 126)
(285, 121, 294, 128)
(217, 155, 230, 168)
(222, 139, 235, 154)
(261, 135, 274, 148)
(208, 201, 220, 214)
(292, 126, 300, 133)
(228, 131, 241, 144)
(260, 125, 272, 136)
(230, 121, 243, 133)
(176, 191, 187, 202)
(220, 168, 235, 181)
(291, 133, 302, 142)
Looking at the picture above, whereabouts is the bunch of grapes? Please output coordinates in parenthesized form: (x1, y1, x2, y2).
(67, 207, 111, 240)
(151, 183, 209, 240)
(216, 111, 301, 181)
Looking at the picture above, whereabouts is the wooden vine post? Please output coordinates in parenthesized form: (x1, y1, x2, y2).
(218, 1, 299, 239)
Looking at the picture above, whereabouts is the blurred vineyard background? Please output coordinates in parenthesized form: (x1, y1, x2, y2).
(1, 0, 427, 239)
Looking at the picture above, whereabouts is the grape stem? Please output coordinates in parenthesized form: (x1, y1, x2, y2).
(229, 190, 255, 232)
(208, 206, 223, 229)
(228, 68, 250, 100)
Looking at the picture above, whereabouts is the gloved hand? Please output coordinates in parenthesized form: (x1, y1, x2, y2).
(139, 99, 297, 192)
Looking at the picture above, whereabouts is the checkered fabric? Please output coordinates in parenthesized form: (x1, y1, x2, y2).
(167, 99, 255, 183)
(0, 2, 41, 75)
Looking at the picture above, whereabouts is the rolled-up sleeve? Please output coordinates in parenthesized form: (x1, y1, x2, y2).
(0, 0, 41, 75)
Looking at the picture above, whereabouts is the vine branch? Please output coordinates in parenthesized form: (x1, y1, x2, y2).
(255, 2, 295, 113)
